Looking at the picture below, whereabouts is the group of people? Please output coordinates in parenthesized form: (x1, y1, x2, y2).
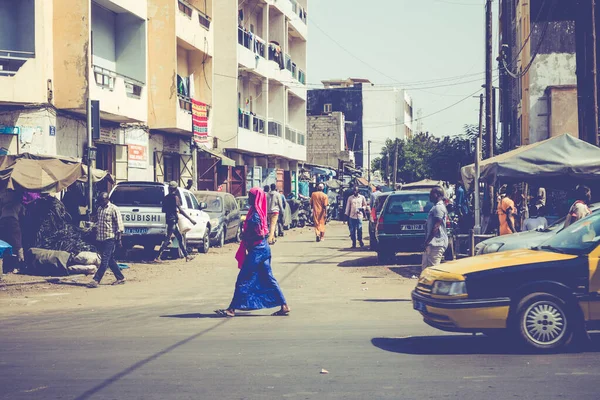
(497, 184, 593, 236)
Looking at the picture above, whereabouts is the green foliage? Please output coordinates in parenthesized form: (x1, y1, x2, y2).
(372, 128, 479, 184)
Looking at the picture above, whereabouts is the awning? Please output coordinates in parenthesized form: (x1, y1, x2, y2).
(197, 147, 236, 167)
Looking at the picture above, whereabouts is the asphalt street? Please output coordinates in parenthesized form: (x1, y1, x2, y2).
(1, 222, 600, 400)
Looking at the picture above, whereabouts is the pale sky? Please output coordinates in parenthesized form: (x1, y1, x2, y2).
(307, 0, 499, 142)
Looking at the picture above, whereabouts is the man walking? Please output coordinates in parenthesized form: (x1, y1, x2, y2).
(310, 183, 329, 242)
(87, 192, 126, 288)
(155, 181, 196, 262)
(422, 186, 448, 271)
(267, 184, 283, 244)
(345, 186, 367, 248)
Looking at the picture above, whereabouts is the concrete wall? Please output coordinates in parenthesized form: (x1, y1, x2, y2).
(212, 0, 238, 149)
(53, 0, 91, 110)
(548, 86, 579, 138)
(148, 0, 177, 129)
(528, 52, 577, 143)
(91, 2, 117, 71)
(306, 113, 345, 169)
(0, 0, 53, 105)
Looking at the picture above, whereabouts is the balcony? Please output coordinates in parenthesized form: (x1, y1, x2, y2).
(177, 0, 213, 56)
(238, 27, 266, 58)
(90, 65, 147, 123)
(289, 0, 307, 24)
(239, 111, 266, 134)
(0, 50, 35, 77)
(268, 119, 283, 137)
(176, 93, 192, 132)
(286, 125, 305, 146)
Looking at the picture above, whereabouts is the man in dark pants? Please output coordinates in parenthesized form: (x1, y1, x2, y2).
(155, 181, 196, 262)
(87, 192, 126, 288)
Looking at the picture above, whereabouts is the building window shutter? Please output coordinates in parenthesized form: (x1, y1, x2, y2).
(115, 145, 129, 183)
(154, 151, 164, 183)
(179, 154, 194, 187)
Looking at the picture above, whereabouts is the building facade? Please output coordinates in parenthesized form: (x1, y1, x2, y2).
(307, 78, 413, 170)
(499, 0, 578, 149)
(0, 0, 222, 192)
(212, 0, 308, 195)
(306, 112, 353, 169)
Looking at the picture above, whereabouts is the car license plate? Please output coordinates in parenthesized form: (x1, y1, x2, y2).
(413, 300, 427, 312)
(125, 228, 149, 235)
(402, 224, 424, 231)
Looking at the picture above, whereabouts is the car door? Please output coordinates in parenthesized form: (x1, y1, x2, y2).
(182, 191, 200, 238)
(223, 195, 236, 240)
(228, 194, 241, 235)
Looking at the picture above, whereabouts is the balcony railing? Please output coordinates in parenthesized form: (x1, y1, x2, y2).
(238, 110, 250, 130)
(297, 131, 306, 146)
(198, 10, 211, 30)
(178, 94, 192, 113)
(268, 120, 283, 137)
(285, 126, 305, 146)
(179, 0, 211, 30)
(298, 69, 306, 85)
(239, 111, 266, 134)
(289, 0, 307, 24)
(252, 115, 265, 133)
(238, 27, 266, 58)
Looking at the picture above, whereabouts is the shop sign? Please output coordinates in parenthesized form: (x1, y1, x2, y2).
(125, 131, 148, 169)
(98, 128, 118, 144)
(0, 126, 19, 135)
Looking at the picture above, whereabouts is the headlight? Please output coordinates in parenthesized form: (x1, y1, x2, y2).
(484, 243, 504, 253)
(210, 218, 220, 228)
(432, 281, 467, 296)
(474, 243, 486, 255)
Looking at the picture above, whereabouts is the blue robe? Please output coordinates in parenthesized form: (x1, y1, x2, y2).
(229, 212, 287, 310)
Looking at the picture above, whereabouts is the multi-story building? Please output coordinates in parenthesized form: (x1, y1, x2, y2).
(499, 0, 577, 149)
(306, 112, 353, 170)
(307, 78, 413, 170)
(212, 0, 308, 195)
(0, 0, 151, 189)
(148, 0, 216, 187)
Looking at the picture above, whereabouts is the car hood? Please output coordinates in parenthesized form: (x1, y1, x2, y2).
(430, 249, 577, 276)
(479, 229, 556, 250)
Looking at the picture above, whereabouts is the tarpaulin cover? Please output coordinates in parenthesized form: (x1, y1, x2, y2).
(461, 134, 600, 191)
(401, 179, 446, 190)
(0, 153, 111, 193)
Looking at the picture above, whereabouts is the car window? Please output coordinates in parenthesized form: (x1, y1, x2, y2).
(195, 194, 223, 213)
(111, 185, 164, 207)
(237, 197, 250, 211)
(385, 193, 432, 214)
(542, 213, 600, 255)
(227, 195, 238, 211)
(375, 195, 391, 211)
(189, 193, 200, 210)
(183, 192, 194, 209)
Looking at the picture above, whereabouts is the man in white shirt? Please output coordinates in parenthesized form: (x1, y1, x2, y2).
(345, 186, 367, 248)
(267, 184, 283, 244)
(522, 206, 548, 232)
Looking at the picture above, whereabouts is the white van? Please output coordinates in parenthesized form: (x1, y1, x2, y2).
(109, 182, 211, 255)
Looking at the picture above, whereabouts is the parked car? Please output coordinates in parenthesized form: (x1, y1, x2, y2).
(376, 190, 454, 263)
(110, 182, 211, 255)
(194, 191, 242, 247)
(412, 211, 600, 352)
(474, 203, 600, 255)
(368, 191, 392, 250)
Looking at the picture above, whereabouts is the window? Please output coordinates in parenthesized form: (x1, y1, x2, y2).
(385, 193, 433, 214)
(164, 154, 180, 184)
(184, 192, 194, 209)
(196, 194, 223, 213)
(178, 1, 192, 17)
(110, 185, 165, 207)
(125, 81, 143, 98)
(189, 193, 200, 210)
(94, 69, 115, 90)
(324, 103, 332, 113)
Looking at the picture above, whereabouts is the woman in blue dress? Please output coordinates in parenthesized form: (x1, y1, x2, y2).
(215, 187, 290, 317)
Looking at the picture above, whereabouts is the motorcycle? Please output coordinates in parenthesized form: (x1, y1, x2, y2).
(300, 198, 313, 227)
(288, 198, 303, 228)
(326, 200, 337, 223)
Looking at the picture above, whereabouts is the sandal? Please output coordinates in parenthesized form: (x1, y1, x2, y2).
(214, 309, 235, 317)
(271, 309, 290, 316)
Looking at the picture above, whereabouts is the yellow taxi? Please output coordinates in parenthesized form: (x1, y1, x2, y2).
(412, 212, 600, 351)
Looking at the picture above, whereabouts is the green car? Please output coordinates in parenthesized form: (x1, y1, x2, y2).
(375, 190, 453, 264)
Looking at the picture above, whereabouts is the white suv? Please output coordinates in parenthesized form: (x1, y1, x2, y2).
(109, 182, 211, 255)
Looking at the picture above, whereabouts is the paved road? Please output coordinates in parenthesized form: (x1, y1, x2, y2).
(1, 223, 599, 400)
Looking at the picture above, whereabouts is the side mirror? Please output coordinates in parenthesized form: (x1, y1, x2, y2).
(199, 202, 207, 210)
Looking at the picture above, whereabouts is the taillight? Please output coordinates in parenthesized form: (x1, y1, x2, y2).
(376, 215, 385, 231)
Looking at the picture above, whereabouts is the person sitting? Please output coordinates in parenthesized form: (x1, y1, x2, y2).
(522, 206, 548, 232)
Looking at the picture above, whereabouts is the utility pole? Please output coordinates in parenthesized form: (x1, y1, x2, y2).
(392, 139, 399, 189)
(592, 0, 599, 146)
(485, 0, 494, 158)
(474, 94, 484, 235)
(367, 140, 371, 185)
(86, 98, 93, 215)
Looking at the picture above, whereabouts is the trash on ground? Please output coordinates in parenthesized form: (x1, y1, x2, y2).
(320, 369, 329, 374)
(118, 263, 130, 270)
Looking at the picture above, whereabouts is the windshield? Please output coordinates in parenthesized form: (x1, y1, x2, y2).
(195, 195, 223, 213)
(541, 213, 600, 255)
(110, 185, 164, 207)
(374, 194, 391, 211)
(237, 197, 250, 211)
(385, 193, 433, 214)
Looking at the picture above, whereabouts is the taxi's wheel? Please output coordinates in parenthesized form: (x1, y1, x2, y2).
(515, 293, 574, 351)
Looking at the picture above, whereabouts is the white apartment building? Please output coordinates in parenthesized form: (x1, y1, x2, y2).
(0, 0, 151, 190)
(212, 0, 308, 194)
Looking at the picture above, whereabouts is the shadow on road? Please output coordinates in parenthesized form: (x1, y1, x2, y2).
(372, 333, 600, 355)
(353, 299, 412, 303)
(161, 312, 265, 319)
